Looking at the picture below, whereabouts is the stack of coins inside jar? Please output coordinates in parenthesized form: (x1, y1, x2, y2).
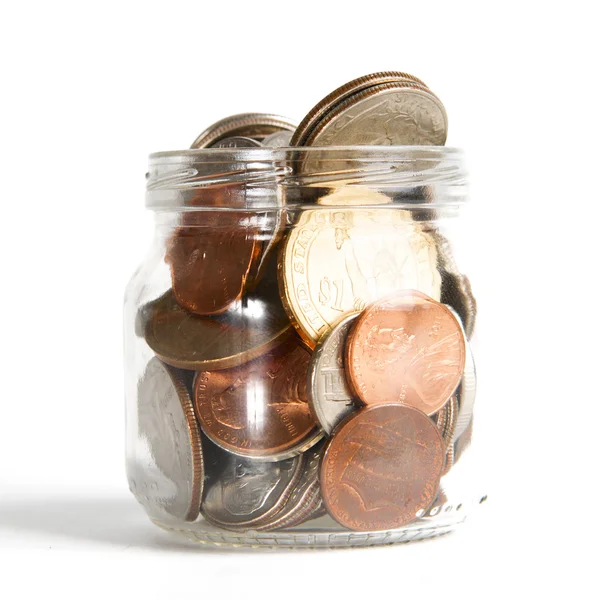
(130, 72, 477, 536)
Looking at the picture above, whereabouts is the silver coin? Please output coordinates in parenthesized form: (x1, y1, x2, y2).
(308, 313, 360, 434)
(291, 71, 430, 146)
(132, 358, 203, 521)
(211, 136, 263, 148)
(190, 113, 298, 149)
(262, 130, 293, 147)
(440, 395, 458, 476)
(455, 341, 477, 439)
(254, 442, 325, 531)
(433, 231, 477, 339)
(201, 442, 304, 529)
(441, 304, 477, 439)
(304, 82, 447, 147)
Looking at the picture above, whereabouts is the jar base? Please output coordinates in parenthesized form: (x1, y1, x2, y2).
(151, 515, 466, 549)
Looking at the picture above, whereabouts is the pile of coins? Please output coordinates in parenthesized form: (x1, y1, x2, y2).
(133, 72, 477, 533)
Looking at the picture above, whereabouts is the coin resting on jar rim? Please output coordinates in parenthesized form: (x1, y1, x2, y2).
(194, 338, 322, 461)
(320, 403, 445, 531)
(345, 290, 466, 414)
(279, 189, 442, 348)
(190, 113, 298, 148)
(291, 71, 440, 147)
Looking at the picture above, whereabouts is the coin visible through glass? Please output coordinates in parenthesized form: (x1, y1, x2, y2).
(165, 211, 260, 316)
(201, 439, 304, 530)
(130, 358, 203, 522)
(194, 338, 322, 461)
(345, 290, 466, 414)
(320, 403, 445, 531)
(141, 273, 292, 371)
(279, 202, 441, 347)
(308, 312, 360, 434)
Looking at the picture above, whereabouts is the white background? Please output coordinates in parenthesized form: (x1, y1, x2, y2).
(1, 1, 598, 598)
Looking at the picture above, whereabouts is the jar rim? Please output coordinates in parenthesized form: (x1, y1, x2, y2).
(149, 145, 464, 161)
(145, 146, 467, 211)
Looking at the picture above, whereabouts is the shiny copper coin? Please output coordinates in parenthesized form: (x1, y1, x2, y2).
(141, 275, 291, 371)
(194, 339, 322, 461)
(346, 291, 466, 415)
(320, 403, 445, 531)
(165, 210, 260, 316)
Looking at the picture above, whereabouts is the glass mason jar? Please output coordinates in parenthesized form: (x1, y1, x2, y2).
(124, 146, 483, 548)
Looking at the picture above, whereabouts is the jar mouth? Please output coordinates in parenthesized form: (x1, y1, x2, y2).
(149, 145, 463, 160)
(146, 146, 467, 211)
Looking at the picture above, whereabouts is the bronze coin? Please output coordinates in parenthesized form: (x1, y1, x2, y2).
(194, 339, 322, 461)
(165, 210, 260, 316)
(320, 403, 445, 531)
(141, 275, 292, 371)
(346, 290, 466, 415)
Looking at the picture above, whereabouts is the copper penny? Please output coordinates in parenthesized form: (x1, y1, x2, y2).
(320, 403, 445, 531)
(346, 291, 466, 415)
(194, 339, 322, 461)
(141, 272, 292, 371)
(165, 210, 260, 316)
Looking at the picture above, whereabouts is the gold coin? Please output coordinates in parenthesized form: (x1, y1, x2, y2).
(278, 189, 442, 347)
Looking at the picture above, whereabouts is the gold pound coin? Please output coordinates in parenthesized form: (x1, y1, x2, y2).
(278, 187, 442, 348)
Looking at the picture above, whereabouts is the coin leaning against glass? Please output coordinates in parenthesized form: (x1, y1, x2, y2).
(290, 71, 431, 146)
(130, 358, 203, 522)
(278, 200, 442, 348)
(141, 277, 292, 371)
(307, 312, 360, 434)
(190, 113, 298, 148)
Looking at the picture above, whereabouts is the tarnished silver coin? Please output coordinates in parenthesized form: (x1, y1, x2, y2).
(201, 441, 304, 530)
(302, 82, 447, 147)
(132, 358, 203, 522)
(455, 341, 477, 439)
(441, 303, 477, 440)
(439, 395, 458, 475)
(262, 130, 293, 147)
(211, 136, 263, 148)
(432, 231, 477, 339)
(308, 313, 360, 434)
(254, 441, 325, 530)
(191, 113, 298, 149)
(291, 71, 429, 146)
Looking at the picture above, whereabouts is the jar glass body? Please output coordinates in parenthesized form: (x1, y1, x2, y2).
(124, 147, 484, 548)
